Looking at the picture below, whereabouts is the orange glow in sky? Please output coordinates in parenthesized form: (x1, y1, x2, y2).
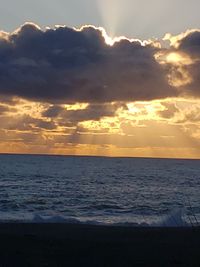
(1, 23, 200, 159)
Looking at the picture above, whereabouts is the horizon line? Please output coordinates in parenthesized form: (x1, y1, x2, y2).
(0, 152, 199, 161)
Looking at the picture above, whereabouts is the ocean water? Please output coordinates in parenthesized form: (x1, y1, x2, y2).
(0, 154, 199, 226)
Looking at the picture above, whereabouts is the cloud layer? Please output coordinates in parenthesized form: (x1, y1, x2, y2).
(0, 23, 200, 157)
(1, 23, 200, 105)
(0, 23, 179, 104)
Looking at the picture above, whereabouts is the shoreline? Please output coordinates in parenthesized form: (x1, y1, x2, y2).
(0, 223, 199, 266)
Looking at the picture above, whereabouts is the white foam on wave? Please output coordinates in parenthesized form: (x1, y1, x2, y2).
(153, 209, 188, 227)
(0, 209, 191, 227)
(30, 209, 189, 227)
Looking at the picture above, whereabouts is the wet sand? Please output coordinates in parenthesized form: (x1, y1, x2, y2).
(0, 223, 199, 266)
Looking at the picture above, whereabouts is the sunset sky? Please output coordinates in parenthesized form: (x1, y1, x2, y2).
(0, 0, 200, 158)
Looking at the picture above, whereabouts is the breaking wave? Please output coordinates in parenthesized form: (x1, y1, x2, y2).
(0, 209, 193, 227)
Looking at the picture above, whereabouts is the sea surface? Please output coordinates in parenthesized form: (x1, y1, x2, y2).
(0, 154, 199, 226)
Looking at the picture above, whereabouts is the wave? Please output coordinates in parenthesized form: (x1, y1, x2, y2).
(153, 209, 188, 227)
(0, 209, 192, 227)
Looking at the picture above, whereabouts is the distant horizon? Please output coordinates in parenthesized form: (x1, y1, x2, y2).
(1, 152, 200, 161)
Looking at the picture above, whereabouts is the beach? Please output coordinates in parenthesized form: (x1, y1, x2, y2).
(0, 223, 199, 266)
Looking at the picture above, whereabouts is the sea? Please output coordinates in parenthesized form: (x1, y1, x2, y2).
(0, 154, 199, 227)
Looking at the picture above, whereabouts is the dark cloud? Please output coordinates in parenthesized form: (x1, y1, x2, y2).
(0, 114, 56, 131)
(0, 23, 176, 104)
(42, 105, 64, 118)
(157, 102, 179, 119)
(0, 105, 11, 115)
(170, 30, 200, 97)
(43, 103, 122, 123)
(0, 95, 20, 105)
(177, 31, 200, 56)
(176, 107, 200, 123)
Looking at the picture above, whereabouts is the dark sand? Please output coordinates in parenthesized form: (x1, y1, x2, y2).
(0, 223, 199, 267)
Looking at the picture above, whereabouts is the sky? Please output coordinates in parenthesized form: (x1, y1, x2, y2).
(0, 0, 200, 158)
(1, 0, 200, 39)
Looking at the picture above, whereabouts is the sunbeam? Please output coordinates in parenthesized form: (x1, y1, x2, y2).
(96, 0, 121, 37)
